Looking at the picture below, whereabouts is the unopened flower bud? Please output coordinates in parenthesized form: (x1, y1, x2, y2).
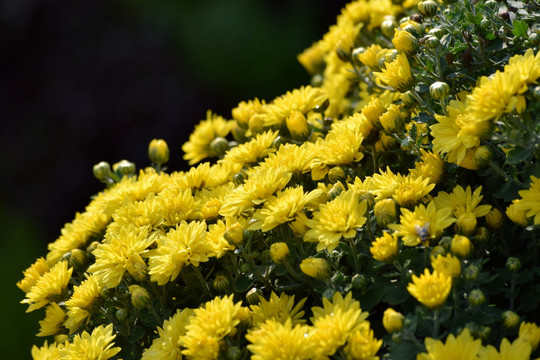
(327, 182, 346, 201)
(468, 289, 486, 306)
(506, 200, 530, 226)
(213, 274, 231, 293)
(148, 139, 169, 165)
(463, 264, 480, 282)
(402, 23, 423, 38)
(271, 135, 287, 149)
(328, 166, 347, 183)
(239, 263, 251, 274)
(286, 111, 309, 139)
(300, 258, 331, 280)
(383, 308, 405, 333)
(428, 27, 444, 39)
(451, 234, 472, 257)
(392, 29, 419, 56)
(401, 91, 417, 106)
(269, 242, 290, 264)
(115, 308, 129, 322)
(351, 274, 369, 291)
(530, 33, 540, 47)
(392, 332, 402, 344)
(429, 81, 450, 100)
(473, 146, 492, 168)
(374, 199, 397, 227)
(502, 310, 520, 329)
(486, 208, 503, 229)
(113, 160, 136, 178)
(418, 0, 438, 17)
(93, 161, 112, 182)
(380, 105, 405, 133)
(86, 241, 101, 257)
(224, 223, 245, 245)
(68, 249, 88, 271)
(381, 17, 398, 38)
(474, 227, 491, 243)
(477, 326, 491, 341)
(210, 137, 230, 157)
(430, 245, 446, 259)
(456, 212, 477, 236)
(246, 288, 263, 305)
(506, 257, 522, 273)
(129, 285, 151, 309)
(424, 35, 440, 49)
(55, 334, 69, 344)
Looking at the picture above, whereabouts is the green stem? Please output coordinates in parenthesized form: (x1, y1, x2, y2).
(192, 265, 211, 296)
(487, 160, 527, 189)
(509, 273, 516, 310)
(348, 237, 360, 274)
(433, 308, 440, 339)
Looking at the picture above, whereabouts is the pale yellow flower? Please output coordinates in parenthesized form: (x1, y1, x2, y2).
(407, 269, 452, 309)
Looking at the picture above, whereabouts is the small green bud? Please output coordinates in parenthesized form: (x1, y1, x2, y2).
(232, 172, 246, 186)
(392, 332, 403, 344)
(148, 139, 169, 165)
(402, 24, 423, 38)
(225, 346, 243, 360)
(210, 137, 229, 157)
(212, 274, 231, 293)
(113, 160, 136, 178)
(115, 308, 129, 323)
(429, 81, 450, 100)
(328, 166, 347, 183)
(533, 86, 540, 101)
(439, 236, 453, 250)
(468, 289, 486, 306)
(401, 91, 416, 106)
(506, 257, 522, 273)
(86, 241, 101, 256)
(424, 35, 440, 49)
(418, 0, 438, 17)
(473, 146, 492, 169)
(474, 227, 491, 243)
(351, 274, 369, 291)
(311, 74, 324, 87)
(381, 17, 398, 38)
(239, 263, 251, 274)
(327, 182, 345, 201)
(430, 245, 446, 259)
(129, 285, 151, 309)
(68, 249, 88, 271)
(93, 161, 112, 182)
(529, 32, 540, 47)
(428, 27, 444, 39)
(477, 326, 491, 340)
(271, 135, 287, 149)
(246, 288, 263, 305)
(502, 310, 520, 329)
(484, 0, 498, 10)
(463, 264, 480, 282)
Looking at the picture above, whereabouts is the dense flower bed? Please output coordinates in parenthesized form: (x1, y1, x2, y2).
(19, 0, 540, 359)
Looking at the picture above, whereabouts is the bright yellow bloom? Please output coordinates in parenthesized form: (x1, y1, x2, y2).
(147, 221, 210, 285)
(450, 235, 472, 258)
(87, 224, 156, 288)
(141, 308, 194, 360)
(392, 29, 419, 56)
(250, 292, 307, 327)
(513, 176, 540, 225)
(479, 337, 532, 360)
(370, 232, 398, 263)
(232, 98, 266, 129)
(344, 322, 382, 360)
(32, 341, 61, 360)
(246, 318, 316, 360)
(300, 258, 331, 280)
(407, 269, 452, 309)
(182, 110, 234, 165)
(107, 192, 164, 235)
(305, 190, 368, 252)
(269, 242, 290, 264)
(205, 219, 236, 258)
(382, 308, 404, 333)
(158, 187, 199, 226)
(431, 253, 461, 278)
(58, 324, 121, 360)
(249, 186, 322, 232)
(22, 261, 73, 312)
(433, 185, 491, 220)
(519, 322, 540, 351)
(220, 130, 278, 168)
(17, 257, 50, 293)
(506, 199, 530, 226)
(358, 44, 384, 69)
(257, 143, 316, 174)
(64, 274, 103, 334)
(389, 202, 455, 247)
(409, 150, 444, 185)
(392, 176, 435, 207)
(361, 97, 386, 127)
(418, 328, 482, 360)
(262, 86, 327, 127)
(370, 167, 404, 200)
(373, 53, 412, 92)
(38, 303, 66, 337)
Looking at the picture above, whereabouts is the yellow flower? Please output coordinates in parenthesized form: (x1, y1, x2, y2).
(129, 284, 151, 309)
(433, 185, 491, 220)
(205, 219, 236, 258)
(358, 44, 384, 69)
(485, 208, 504, 229)
(479, 337, 532, 360)
(38, 303, 66, 337)
(87, 224, 156, 288)
(300, 258, 331, 280)
(147, 221, 210, 286)
(250, 292, 307, 327)
(344, 322, 382, 360)
(32, 341, 60, 360)
(220, 130, 278, 168)
(506, 199, 530, 226)
(361, 97, 386, 127)
(379, 104, 405, 133)
(286, 110, 309, 138)
(248, 186, 322, 232)
(519, 322, 540, 351)
(389, 202, 455, 247)
(257, 143, 316, 175)
(22, 261, 73, 312)
(304, 190, 368, 252)
(374, 198, 397, 227)
(182, 110, 234, 165)
(392, 175, 435, 207)
(148, 139, 169, 165)
(269, 242, 290, 264)
(64, 275, 103, 334)
(431, 253, 461, 278)
(409, 149, 444, 185)
(450, 234, 472, 258)
(246, 318, 316, 360)
(513, 176, 540, 225)
(392, 29, 419, 56)
(107, 192, 164, 234)
(158, 187, 199, 226)
(232, 98, 266, 129)
(58, 324, 121, 360)
(17, 257, 50, 293)
(382, 308, 404, 333)
(141, 308, 194, 360)
(310, 292, 369, 357)
(418, 328, 482, 360)
(373, 53, 412, 92)
(370, 232, 398, 263)
(180, 295, 241, 359)
(407, 269, 452, 309)
(370, 167, 404, 200)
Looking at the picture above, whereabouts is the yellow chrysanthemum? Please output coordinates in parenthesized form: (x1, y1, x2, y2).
(358, 44, 384, 69)
(232, 98, 266, 129)
(58, 324, 121, 360)
(418, 328, 481, 360)
(246, 318, 316, 360)
(344, 322, 382, 360)
(107, 192, 164, 236)
(519, 321, 540, 351)
(373, 53, 412, 92)
(182, 110, 234, 165)
(409, 149, 444, 185)
(141, 308, 194, 360)
(430, 253, 461, 278)
(63, 274, 102, 334)
(158, 187, 199, 226)
(17, 257, 50, 293)
(248, 186, 322, 232)
(32, 341, 61, 360)
(196, 182, 235, 220)
(392, 176, 435, 207)
(22, 261, 73, 312)
(87, 224, 156, 288)
(304, 190, 368, 252)
(479, 337, 532, 360)
(370, 232, 398, 263)
(370, 167, 404, 200)
(389, 202, 455, 247)
(433, 185, 491, 222)
(146, 221, 210, 286)
(38, 302, 66, 337)
(257, 143, 316, 174)
(310, 292, 369, 357)
(220, 130, 278, 168)
(407, 269, 452, 309)
(180, 295, 241, 359)
(513, 176, 540, 225)
(250, 292, 307, 327)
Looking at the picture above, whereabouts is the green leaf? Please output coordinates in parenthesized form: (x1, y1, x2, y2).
(389, 341, 420, 360)
(127, 325, 146, 343)
(233, 275, 253, 293)
(467, 12, 483, 25)
(506, 145, 533, 164)
(512, 19, 528, 37)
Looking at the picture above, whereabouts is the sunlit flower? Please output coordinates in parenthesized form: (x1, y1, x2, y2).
(370, 232, 398, 263)
(250, 292, 307, 327)
(519, 321, 540, 351)
(22, 261, 73, 312)
(430, 253, 461, 278)
(17, 257, 50, 294)
(373, 53, 412, 92)
(407, 269, 452, 309)
(409, 150, 444, 185)
(344, 322, 382, 360)
(479, 337, 532, 360)
(64, 274, 103, 334)
(358, 44, 384, 69)
(232, 98, 266, 129)
(31, 341, 61, 360)
(382, 308, 404, 333)
(220, 130, 279, 168)
(58, 324, 121, 360)
(38, 303, 66, 337)
(300, 258, 331, 280)
(391, 175, 435, 207)
(433, 185, 491, 220)
(513, 176, 540, 225)
(418, 328, 482, 360)
(257, 143, 316, 174)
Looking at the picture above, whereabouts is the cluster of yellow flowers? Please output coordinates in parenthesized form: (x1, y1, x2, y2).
(18, 0, 540, 359)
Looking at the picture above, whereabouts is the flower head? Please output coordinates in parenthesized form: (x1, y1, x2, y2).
(58, 324, 121, 360)
(22, 261, 73, 312)
(519, 321, 540, 351)
(407, 268, 452, 309)
(431, 253, 461, 278)
(250, 292, 307, 327)
(382, 308, 404, 333)
(419, 328, 482, 360)
(373, 53, 412, 92)
(38, 303, 66, 337)
(370, 232, 398, 263)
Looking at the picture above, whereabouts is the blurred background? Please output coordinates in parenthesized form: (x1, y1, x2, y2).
(0, 0, 345, 357)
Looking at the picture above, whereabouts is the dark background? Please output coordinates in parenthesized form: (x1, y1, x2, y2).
(0, 0, 344, 357)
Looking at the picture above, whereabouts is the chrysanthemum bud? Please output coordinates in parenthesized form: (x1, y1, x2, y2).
(477, 326, 491, 341)
(429, 81, 450, 100)
(148, 139, 169, 165)
(380, 105, 405, 133)
(115, 308, 129, 322)
(236, 306, 251, 324)
(456, 212, 477, 236)
(451, 234, 472, 257)
(381, 17, 398, 38)
(468, 289, 486, 306)
(210, 137, 229, 157)
(371, 232, 398, 263)
(351, 274, 369, 291)
(474, 227, 491, 243)
(246, 288, 263, 305)
(376, 49, 398, 70)
(129, 285, 151, 309)
(374, 199, 398, 227)
(473, 146, 492, 168)
(328, 166, 347, 183)
(286, 111, 309, 139)
(327, 182, 345, 201)
(300, 258, 331, 280)
(113, 160, 135, 178)
(383, 308, 405, 333)
(424, 35, 440, 49)
(418, 0, 438, 17)
(86, 241, 101, 257)
(232, 172, 246, 186)
(269, 242, 290, 264)
(224, 223, 245, 245)
(430, 245, 446, 259)
(401, 91, 417, 106)
(392, 29, 419, 56)
(93, 161, 112, 182)
(486, 208, 503, 229)
(506, 257, 522, 273)
(226, 346, 243, 360)
(213, 273, 231, 293)
(68, 249, 88, 271)
(506, 200, 530, 226)
(463, 264, 480, 282)
(402, 23, 423, 38)
(392, 332, 402, 344)
(55, 334, 69, 344)
(502, 310, 520, 329)
(428, 27, 444, 39)
(239, 263, 251, 274)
